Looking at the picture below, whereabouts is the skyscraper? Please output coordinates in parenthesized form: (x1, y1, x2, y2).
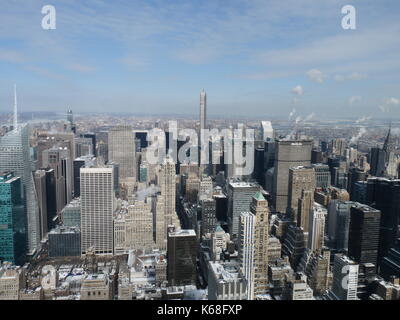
(0, 172, 26, 265)
(287, 166, 315, 220)
(80, 167, 115, 255)
(167, 228, 197, 286)
(200, 89, 207, 131)
(108, 125, 136, 180)
(227, 181, 260, 239)
(272, 137, 313, 213)
(348, 204, 381, 270)
(238, 212, 255, 300)
(250, 192, 269, 296)
(0, 121, 40, 254)
(308, 203, 326, 252)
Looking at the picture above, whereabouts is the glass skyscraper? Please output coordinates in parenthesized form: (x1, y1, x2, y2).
(0, 124, 40, 255)
(0, 172, 27, 265)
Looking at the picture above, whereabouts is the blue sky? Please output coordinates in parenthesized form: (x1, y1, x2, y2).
(0, 0, 400, 119)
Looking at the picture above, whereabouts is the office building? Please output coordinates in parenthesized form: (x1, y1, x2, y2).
(272, 137, 313, 213)
(48, 226, 81, 257)
(80, 167, 115, 255)
(108, 125, 136, 180)
(167, 229, 197, 286)
(348, 204, 381, 269)
(0, 172, 26, 265)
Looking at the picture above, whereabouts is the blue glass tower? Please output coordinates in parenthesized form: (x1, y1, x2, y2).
(0, 171, 27, 265)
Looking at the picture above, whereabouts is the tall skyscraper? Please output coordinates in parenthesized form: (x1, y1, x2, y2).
(272, 137, 313, 213)
(0, 172, 26, 265)
(238, 212, 255, 300)
(0, 93, 40, 254)
(348, 204, 381, 270)
(108, 125, 136, 180)
(158, 157, 179, 230)
(308, 203, 326, 252)
(287, 166, 315, 220)
(167, 228, 197, 286)
(250, 192, 270, 296)
(80, 167, 115, 255)
(200, 89, 207, 131)
(227, 181, 260, 239)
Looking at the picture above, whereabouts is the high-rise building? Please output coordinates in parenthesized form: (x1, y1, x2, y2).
(250, 192, 270, 296)
(124, 198, 154, 251)
(80, 167, 115, 255)
(200, 89, 207, 131)
(329, 254, 359, 300)
(167, 228, 197, 286)
(283, 273, 313, 300)
(200, 198, 217, 238)
(272, 137, 313, 213)
(348, 204, 381, 270)
(0, 172, 26, 265)
(287, 166, 315, 220)
(48, 226, 81, 257)
(33, 169, 48, 239)
(238, 212, 255, 300)
(366, 178, 400, 263)
(312, 164, 331, 189)
(308, 203, 326, 252)
(227, 181, 260, 239)
(108, 125, 136, 180)
(0, 123, 40, 255)
(158, 157, 180, 239)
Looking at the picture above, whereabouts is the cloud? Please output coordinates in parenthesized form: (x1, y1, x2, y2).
(291, 85, 304, 96)
(378, 97, 399, 113)
(67, 63, 97, 73)
(349, 96, 362, 105)
(355, 115, 371, 123)
(304, 112, 315, 121)
(350, 127, 367, 144)
(335, 72, 367, 82)
(288, 108, 296, 121)
(24, 65, 66, 81)
(0, 50, 26, 63)
(306, 69, 324, 83)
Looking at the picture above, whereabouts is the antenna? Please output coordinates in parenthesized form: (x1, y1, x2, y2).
(13, 84, 18, 131)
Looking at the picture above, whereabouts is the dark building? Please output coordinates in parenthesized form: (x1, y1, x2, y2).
(311, 149, 323, 164)
(348, 204, 381, 271)
(135, 131, 148, 150)
(370, 147, 386, 177)
(44, 168, 57, 231)
(0, 172, 27, 266)
(282, 224, 308, 271)
(214, 193, 228, 223)
(48, 226, 81, 257)
(367, 178, 400, 262)
(80, 133, 97, 156)
(348, 168, 368, 201)
(167, 228, 198, 286)
(380, 243, 400, 280)
(200, 198, 217, 237)
(73, 159, 85, 198)
(253, 147, 265, 187)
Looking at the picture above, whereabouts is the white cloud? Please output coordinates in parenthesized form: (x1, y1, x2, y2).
(349, 96, 362, 105)
(291, 85, 304, 96)
(306, 69, 324, 83)
(335, 72, 367, 82)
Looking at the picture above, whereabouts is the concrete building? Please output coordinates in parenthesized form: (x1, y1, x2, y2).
(329, 254, 359, 300)
(80, 167, 115, 255)
(272, 137, 313, 213)
(208, 261, 247, 300)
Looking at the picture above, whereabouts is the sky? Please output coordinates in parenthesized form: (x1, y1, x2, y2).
(0, 0, 400, 120)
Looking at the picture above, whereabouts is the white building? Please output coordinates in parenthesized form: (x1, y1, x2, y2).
(329, 254, 359, 300)
(80, 167, 115, 255)
(238, 212, 255, 300)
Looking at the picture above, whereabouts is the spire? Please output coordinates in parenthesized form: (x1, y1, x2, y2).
(383, 122, 392, 153)
(13, 84, 18, 131)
